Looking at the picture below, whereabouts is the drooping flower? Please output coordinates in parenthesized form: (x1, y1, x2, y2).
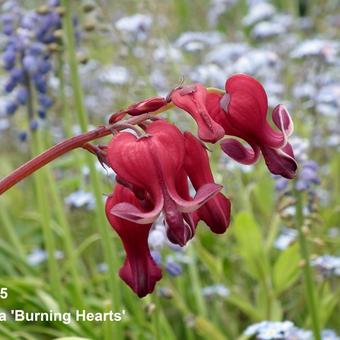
(207, 74, 297, 179)
(105, 184, 162, 297)
(171, 83, 225, 143)
(106, 120, 222, 246)
(170, 74, 297, 179)
(183, 132, 231, 233)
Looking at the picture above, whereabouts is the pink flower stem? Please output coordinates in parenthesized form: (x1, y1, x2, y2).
(0, 113, 151, 195)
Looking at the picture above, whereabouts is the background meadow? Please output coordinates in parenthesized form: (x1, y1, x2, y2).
(0, 0, 339, 339)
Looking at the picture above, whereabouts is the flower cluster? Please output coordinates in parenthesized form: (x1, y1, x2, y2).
(1, 0, 62, 132)
(105, 120, 230, 297)
(102, 74, 297, 297)
(244, 320, 339, 340)
(171, 74, 297, 178)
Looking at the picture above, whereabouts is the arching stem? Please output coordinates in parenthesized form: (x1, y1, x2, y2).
(0, 113, 151, 195)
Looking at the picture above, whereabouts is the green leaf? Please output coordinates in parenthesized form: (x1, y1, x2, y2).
(227, 291, 261, 321)
(318, 284, 340, 327)
(232, 211, 267, 280)
(250, 175, 274, 221)
(273, 243, 301, 294)
(37, 291, 60, 313)
(194, 316, 227, 340)
(195, 240, 223, 280)
(55, 338, 90, 340)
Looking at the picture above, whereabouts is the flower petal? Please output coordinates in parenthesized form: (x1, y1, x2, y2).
(220, 138, 260, 165)
(183, 131, 215, 183)
(272, 105, 294, 136)
(109, 96, 167, 123)
(110, 199, 163, 224)
(105, 185, 162, 297)
(225, 74, 268, 119)
(107, 121, 185, 205)
(183, 132, 231, 233)
(164, 199, 196, 246)
(198, 193, 231, 234)
(261, 143, 297, 179)
(171, 84, 225, 143)
(168, 182, 222, 213)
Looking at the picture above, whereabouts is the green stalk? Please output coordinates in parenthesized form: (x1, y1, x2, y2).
(54, 51, 87, 312)
(44, 161, 84, 308)
(152, 293, 161, 339)
(0, 203, 26, 259)
(32, 130, 65, 311)
(24, 67, 65, 310)
(187, 242, 207, 317)
(61, 2, 121, 338)
(295, 189, 321, 340)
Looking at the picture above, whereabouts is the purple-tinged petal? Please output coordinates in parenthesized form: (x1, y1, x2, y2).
(165, 206, 196, 246)
(261, 143, 297, 179)
(272, 104, 294, 138)
(220, 138, 260, 165)
(197, 193, 231, 234)
(260, 104, 294, 148)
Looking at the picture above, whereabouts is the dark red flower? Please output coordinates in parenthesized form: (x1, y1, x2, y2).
(171, 84, 225, 143)
(183, 132, 231, 233)
(109, 96, 168, 123)
(106, 120, 222, 246)
(105, 184, 162, 298)
(207, 74, 297, 179)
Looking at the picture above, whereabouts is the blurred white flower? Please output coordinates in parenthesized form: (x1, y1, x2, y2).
(243, 2, 276, 26)
(174, 31, 223, 52)
(274, 227, 298, 250)
(290, 39, 339, 63)
(64, 189, 96, 210)
(201, 284, 229, 297)
(115, 14, 152, 42)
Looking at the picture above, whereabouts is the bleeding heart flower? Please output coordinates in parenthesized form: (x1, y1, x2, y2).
(171, 84, 225, 143)
(105, 184, 162, 297)
(183, 132, 231, 234)
(106, 120, 222, 246)
(109, 96, 168, 123)
(207, 74, 297, 179)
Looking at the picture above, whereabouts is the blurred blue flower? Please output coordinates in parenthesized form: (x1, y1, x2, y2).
(274, 227, 298, 250)
(27, 248, 63, 266)
(0, 0, 62, 128)
(16, 86, 28, 105)
(29, 119, 39, 131)
(5, 101, 17, 115)
(18, 130, 28, 142)
(165, 256, 182, 277)
(201, 284, 229, 298)
(311, 255, 340, 278)
(150, 250, 162, 267)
